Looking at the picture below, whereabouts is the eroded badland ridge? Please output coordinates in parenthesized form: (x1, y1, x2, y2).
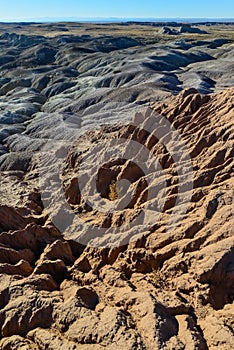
(0, 22, 233, 349)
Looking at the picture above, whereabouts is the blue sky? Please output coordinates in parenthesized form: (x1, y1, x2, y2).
(0, 0, 233, 21)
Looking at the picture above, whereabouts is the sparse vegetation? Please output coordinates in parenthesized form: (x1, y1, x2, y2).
(149, 268, 165, 288)
(109, 180, 119, 201)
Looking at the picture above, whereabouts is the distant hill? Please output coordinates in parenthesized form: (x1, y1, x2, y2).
(0, 17, 233, 23)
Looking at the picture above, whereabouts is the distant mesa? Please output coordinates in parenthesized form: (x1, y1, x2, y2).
(159, 24, 209, 35)
(179, 24, 208, 34)
(159, 26, 178, 35)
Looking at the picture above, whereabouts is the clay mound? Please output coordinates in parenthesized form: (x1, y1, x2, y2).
(0, 87, 233, 349)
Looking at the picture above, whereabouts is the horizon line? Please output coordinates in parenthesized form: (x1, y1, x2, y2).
(0, 16, 234, 23)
